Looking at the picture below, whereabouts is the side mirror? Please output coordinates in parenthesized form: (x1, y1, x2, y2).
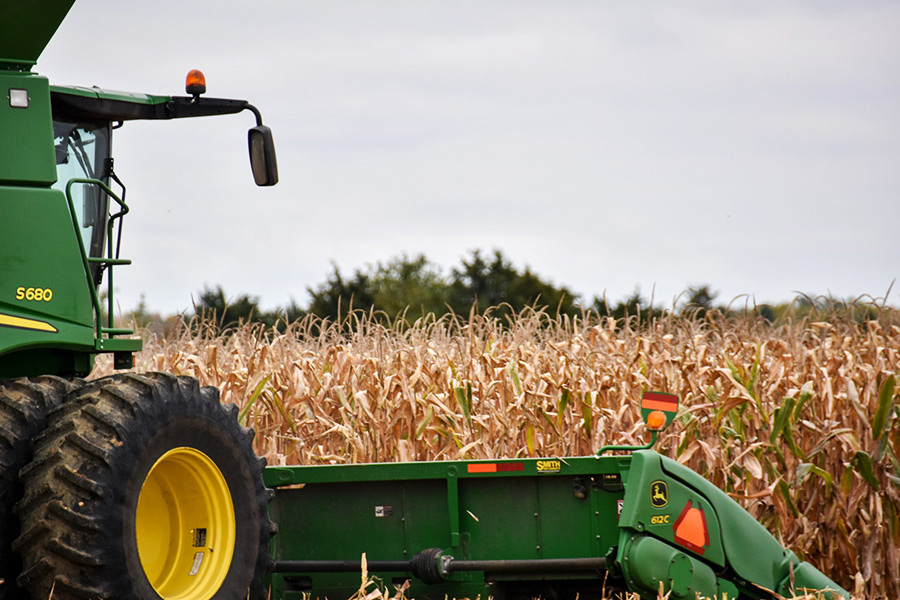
(248, 125, 278, 186)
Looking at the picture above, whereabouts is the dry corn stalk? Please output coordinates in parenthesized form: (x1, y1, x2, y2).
(94, 306, 899, 599)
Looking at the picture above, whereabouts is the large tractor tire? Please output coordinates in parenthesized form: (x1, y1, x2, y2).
(14, 372, 273, 600)
(0, 376, 82, 600)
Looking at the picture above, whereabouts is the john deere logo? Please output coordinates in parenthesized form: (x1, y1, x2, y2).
(650, 481, 668, 508)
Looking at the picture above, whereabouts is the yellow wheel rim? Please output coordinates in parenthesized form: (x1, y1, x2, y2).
(135, 448, 236, 600)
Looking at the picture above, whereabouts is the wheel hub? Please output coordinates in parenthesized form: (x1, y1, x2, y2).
(136, 447, 236, 599)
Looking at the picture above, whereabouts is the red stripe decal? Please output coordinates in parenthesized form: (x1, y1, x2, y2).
(496, 462, 524, 472)
(642, 392, 677, 412)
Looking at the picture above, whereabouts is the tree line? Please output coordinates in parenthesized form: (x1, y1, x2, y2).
(191, 250, 591, 329)
(127, 249, 887, 332)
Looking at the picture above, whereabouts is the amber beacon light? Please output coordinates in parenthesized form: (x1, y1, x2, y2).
(186, 69, 207, 97)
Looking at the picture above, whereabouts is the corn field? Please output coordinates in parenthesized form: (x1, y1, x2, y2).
(98, 305, 900, 599)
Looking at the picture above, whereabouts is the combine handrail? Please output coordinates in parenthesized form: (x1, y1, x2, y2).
(596, 430, 658, 456)
(64, 178, 133, 341)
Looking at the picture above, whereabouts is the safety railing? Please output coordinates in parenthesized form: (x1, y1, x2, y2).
(64, 178, 133, 343)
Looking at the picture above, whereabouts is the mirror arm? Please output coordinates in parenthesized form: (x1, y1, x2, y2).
(244, 103, 264, 127)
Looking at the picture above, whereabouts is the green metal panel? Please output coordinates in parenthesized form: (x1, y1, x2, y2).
(456, 474, 615, 561)
(621, 535, 719, 599)
(265, 449, 849, 599)
(51, 84, 171, 106)
(618, 451, 726, 568)
(783, 561, 848, 600)
(620, 452, 849, 599)
(0, 0, 75, 69)
(265, 456, 627, 599)
(264, 456, 630, 487)
(272, 480, 447, 561)
(0, 185, 96, 376)
(534, 475, 599, 558)
(656, 453, 790, 588)
(458, 477, 541, 559)
(0, 73, 56, 184)
(269, 479, 460, 600)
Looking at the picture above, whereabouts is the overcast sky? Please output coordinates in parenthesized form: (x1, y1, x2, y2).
(37, 1, 900, 315)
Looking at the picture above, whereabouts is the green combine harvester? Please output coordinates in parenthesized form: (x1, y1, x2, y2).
(0, 2, 850, 599)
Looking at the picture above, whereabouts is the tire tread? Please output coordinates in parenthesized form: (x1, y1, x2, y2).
(0, 376, 82, 600)
(14, 372, 273, 600)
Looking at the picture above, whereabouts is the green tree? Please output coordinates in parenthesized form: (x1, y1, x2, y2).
(448, 250, 577, 318)
(681, 284, 718, 317)
(369, 254, 450, 318)
(193, 285, 262, 330)
(592, 288, 662, 323)
(306, 263, 377, 321)
(307, 254, 450, 321)
(303, 250, 578, 321)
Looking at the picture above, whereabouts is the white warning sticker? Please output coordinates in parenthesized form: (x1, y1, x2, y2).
(190, 552, 204, 576)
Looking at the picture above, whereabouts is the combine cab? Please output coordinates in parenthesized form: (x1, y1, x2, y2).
(0, 0, 276, 380)
(0, 2, 850, 599)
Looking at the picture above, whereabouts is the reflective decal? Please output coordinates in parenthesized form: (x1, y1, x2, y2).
(673, 500, 710, 555)
(0, 313, 57, 333)
(189, 552, 204, 576)
(466, 462, 524, 473)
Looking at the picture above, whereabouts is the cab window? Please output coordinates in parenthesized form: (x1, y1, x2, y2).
(52, 119, 110, 263)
